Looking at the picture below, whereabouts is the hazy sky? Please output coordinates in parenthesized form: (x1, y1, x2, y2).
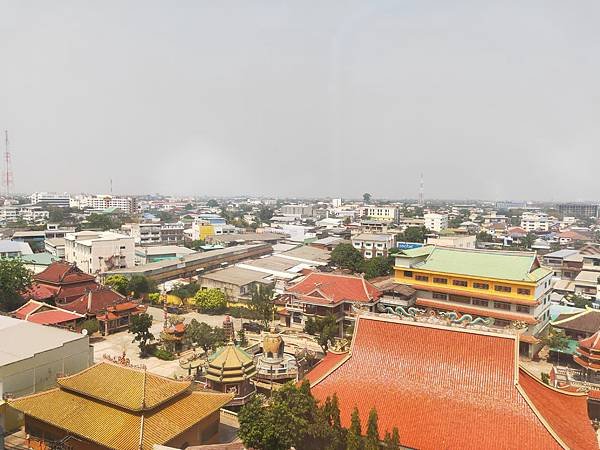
(2, 1, 600, 201)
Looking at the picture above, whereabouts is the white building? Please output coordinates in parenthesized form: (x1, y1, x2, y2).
(0, 316, 92, 434)
(521, 212, 550, 232)
(424, 213, 449, 232)
(332, 198, 342, 208)
(30, 192, 71, 208)
(0, 205, 49, 225)
(65, 231, 135, 274)
(0, 240, 33, 258)
(72, 194, 136, 213)
(129, 222, 162, 246)
(351, 233, 395, 258)
(359, 205, 400, 223)
(426, 234, 476, 249)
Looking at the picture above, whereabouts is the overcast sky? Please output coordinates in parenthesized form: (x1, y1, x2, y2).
(1, 1, 600, 201)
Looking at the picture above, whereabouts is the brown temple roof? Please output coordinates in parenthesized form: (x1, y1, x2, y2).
(307, 315, 597, 450)
(61, 286, 127, 315)
(286, 272, 381, 305)
(34, 261, 96, 285)
(553, 308, 600, 335)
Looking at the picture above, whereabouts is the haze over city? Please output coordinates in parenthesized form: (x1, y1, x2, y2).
(2, 1, 600, 200)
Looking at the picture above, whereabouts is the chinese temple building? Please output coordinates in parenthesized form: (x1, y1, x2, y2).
(305, 314, 598, 450)
(10, 362, 232, 450)
(24, 261, 99, 304)
(254, 328, 298, 385)
(96, 301, 147, 335)
(205, 343, 257, 409)
(574, 330, 600, 373)
(553, 307, 600, 340)
(160, 320, 189, 354)
(12, 300, 85, 330)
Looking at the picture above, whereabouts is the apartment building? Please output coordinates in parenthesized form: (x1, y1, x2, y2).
(558, 203, 599, 219)
(424, 213, 448, 232)
(359, 205, 400, 223)
(520, 212, 550, 232)
(0, 205, 49, 225)
(30, 192, 71, 208)
(280, 204, 315, 217)
(160, 222, 185, 245)
(65, 231, 135, 274)
(426, 234, 476, 249)
(393, 246, 553, 357)
(129, 222, 162, 246)
(73, 195, 136, 214)
(351, 233, 395, 258)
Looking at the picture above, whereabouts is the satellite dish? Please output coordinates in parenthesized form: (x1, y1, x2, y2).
(81, 329, 88, 336)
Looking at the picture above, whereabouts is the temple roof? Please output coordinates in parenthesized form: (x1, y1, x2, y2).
(61, 286, 127, 315)
(307, 315, 597, 450)
(286, 272, 381, 305)
(580, 330, 600, 352)
(11, 363, 232, 450)
(553, 308, 600, 335)
(34, 261, 96, 285)
(206, 343, 256, 383)
(12, 300, 85, 325)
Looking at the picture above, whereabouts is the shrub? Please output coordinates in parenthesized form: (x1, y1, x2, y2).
(152, 347, 176, 361)
(81, 319, 99, 336)
(193, 288, 227, 313)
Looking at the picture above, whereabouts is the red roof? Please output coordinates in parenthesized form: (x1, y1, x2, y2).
(308, 316, 596, 450)
(13, 301, 42, 319)
(34, 261, 96, 285)
(519, 368, 597, 450)
(579, 330, 600, 351)
(302, 352, 348, 385)
(12, 300, 84, 325)
(24, 284, 58, 301)
(286, 273, 381, 305)
(61, 287, 127, 315)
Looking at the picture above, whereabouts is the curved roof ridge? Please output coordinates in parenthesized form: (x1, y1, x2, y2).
(552, 308, 591, 325)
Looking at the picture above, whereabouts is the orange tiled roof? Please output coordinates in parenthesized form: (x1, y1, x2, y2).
(308, 316, 596, 450)
(61, 287, 126, 315)
(302, 351, 348, 385)
(34, 262, 96, 285)
(286, 272, 381, 305)
(579, 330, 600, 351)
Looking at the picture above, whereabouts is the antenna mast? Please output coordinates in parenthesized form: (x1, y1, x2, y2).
(3, 131, 13, 196)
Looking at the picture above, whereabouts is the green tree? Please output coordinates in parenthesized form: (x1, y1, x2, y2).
(83, 213, 120, 231)
(248, 285, 275, 329)
(542, 327, 569, 352)
(331, 243, 365, 272)
(362, 256, 393, 279)
(304, 315, 338, 352)
(569, 293, 593, 309)
(362, 193, 372, 204)
(184, 319, 220, 352)
(383, 428, 400, 450)
(81, 319, 99, 336)
(129, 313, 154, 356)
(347, 407, 363, 450)
(0, 258, 32, 311)
(364, 407, 379, 450)
(186, 239, 205, 250)
(237, 328, 248, 346)
(193, 288, 227, 313)
(127, 275, 150, 297)
(323, 394, 346, 450)
(257, 206, 274, 224)
(521, 232, 536, 249)
(207, 199, 219, 207)
(104, 275, 129, 295)
(400, 226, 427, 243)
(476, 231, 494, 243)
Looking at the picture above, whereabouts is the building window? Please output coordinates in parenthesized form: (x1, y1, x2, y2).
(472, 298, 489, 307)
(365, 251, 372, 257)
(376, 251, 383, 257)
(415, 275, 429, 282)
(452, 280, 468, 287)
(449, 295, 471, 304)
(433, 277, 448, 284)
(403, 271, 413, 277)
(516, 305, 530, 314)
(432, 292, 448, 300)
(473, 282, 489, 290)
(494, 319, 511, 327)
(517, 288, 531, 295)
(494, 285, 512, 293)
(494, 301, 511, 311)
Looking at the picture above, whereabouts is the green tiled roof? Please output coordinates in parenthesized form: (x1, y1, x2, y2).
(397, 246, 434, 258)
(413, 247, 551, 282)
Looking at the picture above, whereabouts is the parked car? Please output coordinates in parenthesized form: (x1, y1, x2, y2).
(242, 322, 264, 333)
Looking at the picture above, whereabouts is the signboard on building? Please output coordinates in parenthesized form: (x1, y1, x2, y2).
(396, 241, 424, 250)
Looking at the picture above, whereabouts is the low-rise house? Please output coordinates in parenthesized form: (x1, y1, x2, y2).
(44, 237, 65, 258)
(278, 272, 381, 334)
(543, 249, 580, 278)
(351, 233, 395, 259)
(198, 266, 274, 305)
(573, 271, 599, 299)
(0, 240, 33, 258)
(553, 308, 600, 340)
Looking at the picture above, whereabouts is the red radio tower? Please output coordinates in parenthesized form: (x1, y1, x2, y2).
(3, 130, 13, 196)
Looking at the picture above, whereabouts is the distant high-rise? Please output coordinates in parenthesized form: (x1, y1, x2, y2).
(557, 203, 599, 218)
(3, 130, 13, 195)
(418, 173, 424, 206)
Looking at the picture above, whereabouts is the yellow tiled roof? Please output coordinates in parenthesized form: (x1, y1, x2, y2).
(10, 387, 233, 450)
(206, 343, 257, 383)
(57, 362, 190, 411)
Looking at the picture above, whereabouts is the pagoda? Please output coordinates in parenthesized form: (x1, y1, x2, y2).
(205, 342, 257, 409)
(574, 330, 600, 372)
(254, 328, 298, 385)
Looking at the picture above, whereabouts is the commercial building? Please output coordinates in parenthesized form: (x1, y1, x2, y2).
(75, 194, 137, 214)
(30, 192, 71, 208)
(426, 234, 476, 249)
(351, 233, 395, 258)
(305, 315, 597, 450)
(393, 246, 553, 356)
(128, 222, 161, 246)
(359, 205, 399, 223)
(10, 362, 232, 450)
(0, 316, 92, 433)
(134, 245, 196, 265)
(521, 212, 551, 232)
(280, 204, 315, 217)
(0, 240, 33, 258)
(424, 213, 448, 232)
(558, 203, 599, 219)
(160, 221, 185, 245)
(198, 266, 274, 305)
(65, 231, 135, 274)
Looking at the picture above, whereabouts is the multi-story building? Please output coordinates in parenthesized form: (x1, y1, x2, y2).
(75, 195, 136, 214)
(129, 222, 161, 246)
(30, 192, 71, 208)
(393, 246, 553, 356)
(64, 231, 135, 274)
(558, 202, 599, 219)
(0, 205, 49, 225)
(520, 212, 550, 232)
(359, 205, 400, 223)
(426, 234, 476, 249)
(351, 233, 395, 259)
(280, 204, 315, 218)
(160, 221, 185, 245)
(424, 213, 448, 232)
